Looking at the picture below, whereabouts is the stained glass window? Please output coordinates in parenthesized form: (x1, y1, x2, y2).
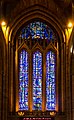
(18, 21, 56, 47)
(33, 51, 42, 110)
(19, 49, 29, 110)
(46, 51, 56, 110)
(20, 21, 55, 40)
(18, 20, 57, 112)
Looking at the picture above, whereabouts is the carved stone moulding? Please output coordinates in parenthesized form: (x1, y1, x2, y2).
(16, 111, 57, 118)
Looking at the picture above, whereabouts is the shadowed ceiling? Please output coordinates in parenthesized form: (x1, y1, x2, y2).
(0, 0, 73, 23)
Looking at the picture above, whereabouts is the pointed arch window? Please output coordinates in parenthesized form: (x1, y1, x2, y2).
(19, 50, 29, 110)
(33, 50, 42, 110)
(17, 20, 58, 113)
(46, 51, 56, 110)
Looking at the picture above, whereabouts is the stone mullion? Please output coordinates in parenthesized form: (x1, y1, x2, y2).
(56, 44, 59, 112)
(29, 51, 32, 111)
(42, 51, 46, 111)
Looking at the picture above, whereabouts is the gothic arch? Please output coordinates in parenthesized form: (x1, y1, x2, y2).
(7, 4, 66, 120)
(8, 3, 65, 44)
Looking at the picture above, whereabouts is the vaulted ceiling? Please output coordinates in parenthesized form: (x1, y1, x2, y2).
(0, 0, 73, 24)
(1, 0, 72, 7)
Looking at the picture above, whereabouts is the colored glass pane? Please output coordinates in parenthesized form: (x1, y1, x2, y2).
(19, 21, 55, 41)
(33, 51, 42, 110)
(46, 51, 56, 110)
(19, 49, 28, 110)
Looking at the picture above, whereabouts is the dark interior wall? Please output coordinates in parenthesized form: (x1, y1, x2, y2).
(0, 27, 8, 120)
(0, 48, 2, 120)
(71, 42, 74, 120)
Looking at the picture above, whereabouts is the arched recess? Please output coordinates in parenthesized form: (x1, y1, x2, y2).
(0, 27, 7, 120)
(8, 5, 66, 119)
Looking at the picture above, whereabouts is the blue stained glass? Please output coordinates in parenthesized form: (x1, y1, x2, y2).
(33, 51, 42, 110)
(19, 49, 28, 110)
(46, 51, 56, 110)
(19, 21, 55, 41)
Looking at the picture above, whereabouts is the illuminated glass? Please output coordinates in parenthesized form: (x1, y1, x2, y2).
(19, 21, 55, 41)
(18, 20, 57, 111)
(19, 49, 28, 110)
(33, 51, 42, 110)
(46, 51, 56, 110)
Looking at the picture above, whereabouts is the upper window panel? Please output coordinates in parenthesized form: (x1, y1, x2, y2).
(19, 21, 55, 40)
(18, 21, 57, 48)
